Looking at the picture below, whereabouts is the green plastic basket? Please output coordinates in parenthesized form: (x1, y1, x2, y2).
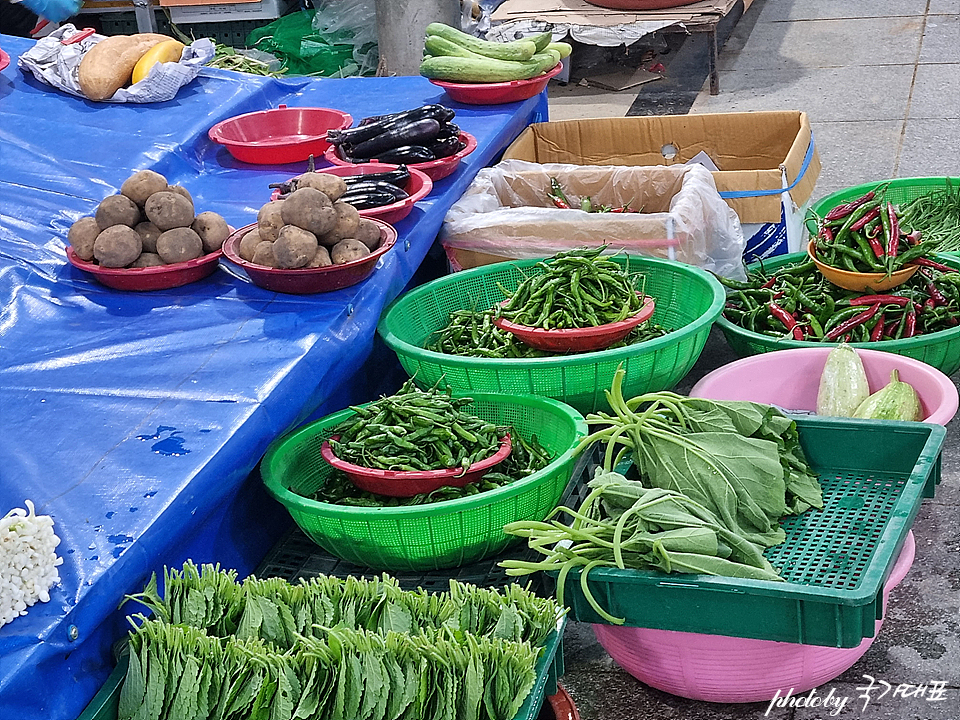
(716, 251, 960, 375)
(378, 256, 725, 415)
(261, 393, 587, 572)
(811, 176, 960, 222)
(550, 416, 945, 648)
(76, 617, 566, 720)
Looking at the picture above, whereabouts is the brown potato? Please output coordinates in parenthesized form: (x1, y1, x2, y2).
(297, 172, 347, 202)
(67, 217, 101, 261)
(325, 201, 361, 244)
(355, 218, 382, 250)
(331, 238, 371, 265)
(274, 225, 319, 269)
(135, 221, 162, 253)
(257, 202, 285, 242)
(156, 227, 203, 264)
(306, 245, 333, 268)
(144, 191, 195, 231)
(280, 188, 336, 236)
(94, 225, 142, 267)
(166, 185, 195, 207)
(95, 194, 141, 231)
(238, 229, 263, 262)
(131, 253, 165, 268)
(251, 241, 278, 267)
(192, 212, 230, 253)
(121, 170, 168, 206)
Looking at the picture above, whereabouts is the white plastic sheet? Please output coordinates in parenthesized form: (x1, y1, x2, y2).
(442, 160, 746, 279)
(17, 24, 214, 104)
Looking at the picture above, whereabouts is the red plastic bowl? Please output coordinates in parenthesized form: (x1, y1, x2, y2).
(65, 246, 222, 291)
(208, 104, 353, 165)
(320, 433, 512, 497)
(429, 62, 564, 105)
(324, 131, 478, 182)
(221, 219, 397, 294)
(271, 164, 434, 225)
(0, 48, 9, 73)
(495, 295, 656, 352)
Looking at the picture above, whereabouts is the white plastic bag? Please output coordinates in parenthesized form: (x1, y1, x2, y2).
(311, 0, 378, 76)
(442, 160, 746, 279)
(18, 24, 214, 104)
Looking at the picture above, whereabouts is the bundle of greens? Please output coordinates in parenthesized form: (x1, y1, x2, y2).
(501, 368, 823, 623)
(119, 619, 540, 720)
(119, 564, 562, 720)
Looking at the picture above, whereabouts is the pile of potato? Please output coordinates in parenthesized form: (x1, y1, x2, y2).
(239, 173, 381, 270)
(67, 170, 229, 269)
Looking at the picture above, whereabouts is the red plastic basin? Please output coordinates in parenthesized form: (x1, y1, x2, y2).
(65, 247, 222, 292)
(0, 48, 10, 73)
(220, 219, 397, 294)
(271, 164, 434, 226)
(320, 433, 512, 497)
(495, 295, 656, 352)
(324, 131, 478, 182)
(540, 685, 581, 720)
(208, 104, 352, 165)
(429, 62, 564, 105)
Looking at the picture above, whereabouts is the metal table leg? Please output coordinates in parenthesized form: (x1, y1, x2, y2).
(132, 0, 157, 33)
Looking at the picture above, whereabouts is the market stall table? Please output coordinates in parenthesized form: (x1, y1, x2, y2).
(0, 32, 548, 719)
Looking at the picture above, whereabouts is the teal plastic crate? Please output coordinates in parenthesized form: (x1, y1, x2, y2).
(76, 616, 567, 720)
(548, 416, 944, 648)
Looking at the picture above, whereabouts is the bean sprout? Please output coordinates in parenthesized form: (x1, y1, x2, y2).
(0, 500, 63, 628)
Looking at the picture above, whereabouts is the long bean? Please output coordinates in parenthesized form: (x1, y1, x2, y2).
(897, 183, 960, 252)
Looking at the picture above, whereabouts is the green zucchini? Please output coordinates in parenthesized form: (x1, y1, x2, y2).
(528, 32, 553, 53)
(547, 41, 573, 59)
(420, 55, 542, 83)
(424, 35, 484, 59)
(425, 23, 537, 62)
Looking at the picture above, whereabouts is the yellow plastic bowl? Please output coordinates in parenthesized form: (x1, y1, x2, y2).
(807, 240, 919, 291)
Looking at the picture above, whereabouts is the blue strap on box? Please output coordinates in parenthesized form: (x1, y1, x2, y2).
(719, 133, 816, 200)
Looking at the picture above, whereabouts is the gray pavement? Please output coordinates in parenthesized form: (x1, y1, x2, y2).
(543, 1, 960, 717)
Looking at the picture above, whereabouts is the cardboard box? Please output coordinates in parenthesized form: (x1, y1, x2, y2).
(502, 112, 820, 261)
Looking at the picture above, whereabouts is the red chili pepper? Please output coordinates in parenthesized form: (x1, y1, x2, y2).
(925, 277, 948, 306)
(772, 291, 786, 300)
(865, 232, 885, 259)
(886, 202, 900, 258)
(761, 277, 777, 289)
(847, 295, 910, 307)
(850, 206, 881, 232)
(866, 223, 882, 239)
(923, 298, 937, 312)
(819, 225, 835, 243)
(904, 230, 922, 245)
(792, 325, 805, 340)
(870, 312, 885, 341)
(824, 303, 882, 341)
(909, 257, 954, 273)
(768, 302, 798, 332)
(550, 197, 570, 209)
(824, 190, 876, 221)
(904, 308, 917, 338)
(884, 319, 900, 337)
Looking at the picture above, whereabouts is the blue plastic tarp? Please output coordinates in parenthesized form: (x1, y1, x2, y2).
(0, 32, 547, 719)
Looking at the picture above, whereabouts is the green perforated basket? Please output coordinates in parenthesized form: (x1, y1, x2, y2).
(261, 393, 587, 572)
(551, 416, 945, 648)
(716, 251, 960, 375)
(811, 176, 960, 223)
(378, 256, 725, 415)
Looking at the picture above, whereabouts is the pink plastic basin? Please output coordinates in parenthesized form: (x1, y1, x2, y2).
(689, 346, 958, 426)
(594, 531, 916, 704)
(0, 48, 10, 73)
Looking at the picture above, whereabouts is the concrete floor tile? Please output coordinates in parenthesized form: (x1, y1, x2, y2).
(807, 120, 902, 192)
(928, 0, 960, 15)
(718, 17, 923, 72)
(897, 118, 960, 178)
(758, 0, 929, 22)
(920, 14, 960, 64)
(692, 66, 914, 123)
(908, 64, 960, 120)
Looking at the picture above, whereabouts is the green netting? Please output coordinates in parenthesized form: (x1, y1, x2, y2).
(245, 10, 366, 77)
